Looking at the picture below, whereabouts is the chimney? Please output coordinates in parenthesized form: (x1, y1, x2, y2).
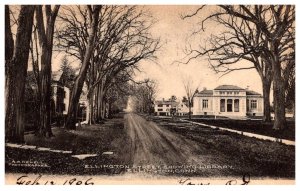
(245, 86, 249, 90)
(162, 98, 165, 101)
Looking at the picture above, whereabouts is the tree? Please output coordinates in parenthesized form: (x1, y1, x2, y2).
(59, 56, 76, 89)
(181, 6, 272, 122)
(35, 5, 60, 137)
(284, 53, 295, 119)
(64, 5, 102, 130)
(84, 6, 159, 122)
(131, 79, 157, 114)
(245, 5, 295, 129)
(56, 6, 159, 125)
(182, 96, 189, 108)
(182, 5, 295, 129)
(169, 95, 177, 116)
(5, 5, 35, 143)
(182, 76, 199, 119)
(169, 95, 177, 102)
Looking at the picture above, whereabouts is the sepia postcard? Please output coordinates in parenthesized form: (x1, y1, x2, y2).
(3, 3, 296, 186)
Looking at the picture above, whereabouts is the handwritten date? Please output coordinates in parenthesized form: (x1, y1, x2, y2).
(16, 175, 94, 185)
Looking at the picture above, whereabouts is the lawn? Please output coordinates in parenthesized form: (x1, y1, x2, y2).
(5, 113, 131, 175)
(150, 117, 295, 178)
(187, 118, 295, 141)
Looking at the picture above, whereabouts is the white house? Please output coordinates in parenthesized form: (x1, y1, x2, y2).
(52, 71, 70, 116)
(154, 99, 178, 116)
(154, 99, 190, 116)
(193, 85, 263, 117)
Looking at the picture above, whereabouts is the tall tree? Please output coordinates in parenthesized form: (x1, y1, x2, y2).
(182, 5, 295, 129)
(56, 6, 159, 124)
(182, 5, 273, 122)
(35, 5, 60, 137)
(263, 5, 295, 129)
(65, 5, 102, 129)
(284, 59, 295, 119)
(5, 5, 35, 143)
(182, 76, 199, 119)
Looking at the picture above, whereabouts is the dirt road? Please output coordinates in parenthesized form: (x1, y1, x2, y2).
(123, 113, 234, 176)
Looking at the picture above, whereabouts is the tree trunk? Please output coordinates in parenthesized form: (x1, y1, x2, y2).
(65, 6, 101, 130)
(272, 45, 286, 130)
(96, 86, 101, 121)
(30, 31, 42, 134)
(88, 92, 94, 125)
(188, 99, 192, 120)
(39, 47, 53, 136)
(262, 79, 272, 122)
(273, 73, 286, 129)
(5, 6, 35, 143)
(94, 85, 99, 122)
(97, 84, 105, 121)
(36, 5, 60, 137)
(101, 100, 106, 119)
(5, 5, 14, 67)
(33, 95, 41, 135)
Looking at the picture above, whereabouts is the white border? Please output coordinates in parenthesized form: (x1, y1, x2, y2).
(0, 1, 298, 191)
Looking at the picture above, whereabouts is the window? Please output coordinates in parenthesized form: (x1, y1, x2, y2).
(246, 99, 249, 111)
(234, 91, 239, 95)
(250, 100, 257, 109)
(202, 99, 208, 109)
(234, 99, 239, 112)
(220, 99, 225, 112)
(158, 104, 163, 107)
(227, 99, 233, 112)
(166, 104, 170, 107)
(158, 109, 163, 111)
(227, 91, 232, 95)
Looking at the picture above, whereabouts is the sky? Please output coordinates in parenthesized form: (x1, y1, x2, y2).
(133, 5, 263, 100)
(26, 5, 265, 101)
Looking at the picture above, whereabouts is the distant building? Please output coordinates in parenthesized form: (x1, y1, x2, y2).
(52, 71, 70, 116)
(193, 85, 263, 117)
(154, 99, 190, 116)
(154, 99, 178, 116)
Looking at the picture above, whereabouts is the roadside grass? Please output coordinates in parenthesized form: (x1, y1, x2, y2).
(151, 117, 295, 178)
(188, 118, 295, 141)
(5, 113, 130, 175)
